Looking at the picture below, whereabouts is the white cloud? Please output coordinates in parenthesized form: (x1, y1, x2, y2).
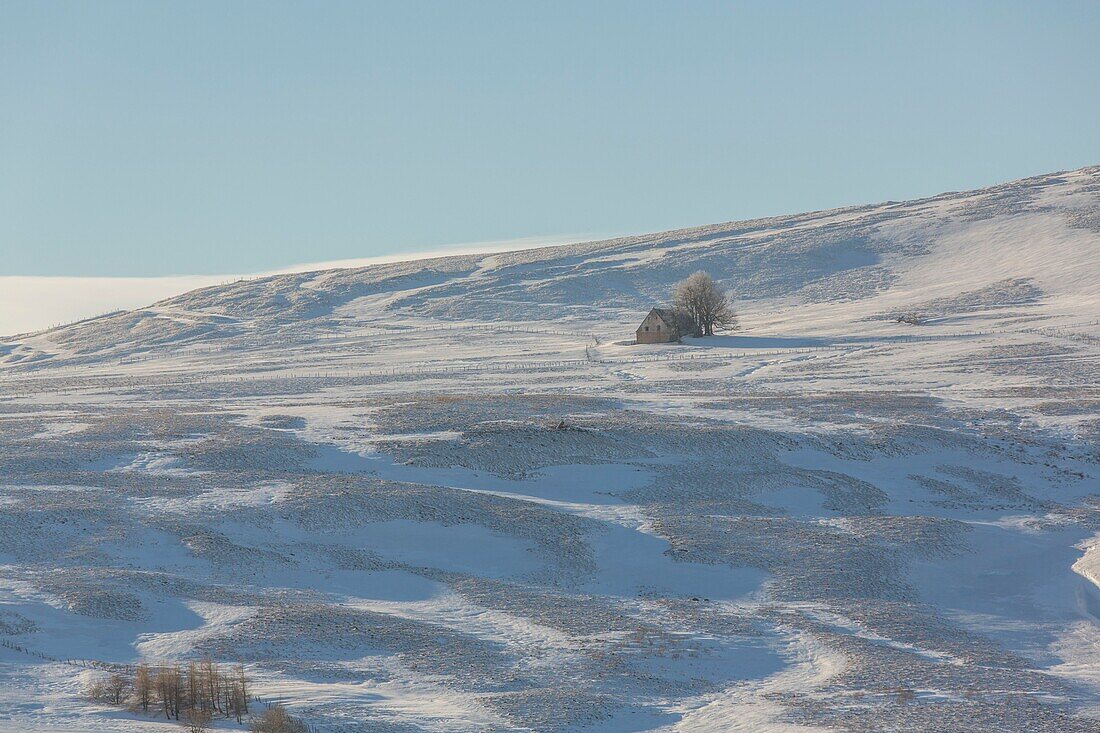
(0, 235, 591, 338)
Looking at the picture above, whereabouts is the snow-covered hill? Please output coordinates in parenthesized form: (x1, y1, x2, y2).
(6, 165, 1098, 368)
(1, 167, 1099, 732)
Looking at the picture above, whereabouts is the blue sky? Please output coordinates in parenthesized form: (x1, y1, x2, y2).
(2, 1, 1099, 277)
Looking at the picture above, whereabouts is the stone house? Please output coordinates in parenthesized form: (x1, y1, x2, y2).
(636, 308, 690, 344)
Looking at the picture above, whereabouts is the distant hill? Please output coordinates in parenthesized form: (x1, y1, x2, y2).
(5, 165, 1098, 367)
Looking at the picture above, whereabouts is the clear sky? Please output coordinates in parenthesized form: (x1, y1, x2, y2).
(3, 1, 1099, 277)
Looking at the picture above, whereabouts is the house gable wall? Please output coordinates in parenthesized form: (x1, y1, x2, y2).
(636, 310, 678, 344)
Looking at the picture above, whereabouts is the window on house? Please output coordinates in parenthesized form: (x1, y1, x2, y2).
(656, 324, 661, 331)
(644, 326, 649, 331)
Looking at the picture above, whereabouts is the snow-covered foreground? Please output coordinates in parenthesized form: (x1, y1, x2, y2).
(1, 167, 1099, 731)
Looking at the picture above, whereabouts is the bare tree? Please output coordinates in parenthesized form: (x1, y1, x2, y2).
(133, 663, 153, 713)
(106, 671, 129, 705)
(156, 664, 183, 721)
(87, 670, 130, 705)
(201, 656, 224, 716)
(186, 660, 203, 715)
(155, 666, 172, 720)
(671, 271, 737, 337)
(230, 664, 250, 723)
(250, 704, 309, 733)
(186, 705, 213, 733)
(86, 677, 107, 702)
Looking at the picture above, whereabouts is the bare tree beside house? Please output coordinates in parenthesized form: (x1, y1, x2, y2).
(672, 270, 738, 336)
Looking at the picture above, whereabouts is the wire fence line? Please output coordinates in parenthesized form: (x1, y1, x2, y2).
(0, 638, 130, 673)
(3, 322, 1098, 398)
(106, 323, 1093, 368)
(1013, 325, 1100, 345)
(116, 323, 1030, 365)
(1, 344, 860, 396)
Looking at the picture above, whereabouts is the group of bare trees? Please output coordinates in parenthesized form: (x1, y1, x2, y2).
(670, 270, 738, 337)
(88, 657, 249, 730)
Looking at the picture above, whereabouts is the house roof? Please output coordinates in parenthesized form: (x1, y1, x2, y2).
(640, 307, 688, 333)
(651, 308, 679, 325)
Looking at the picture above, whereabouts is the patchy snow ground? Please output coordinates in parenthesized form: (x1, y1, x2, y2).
(1, 166, 1099, 731)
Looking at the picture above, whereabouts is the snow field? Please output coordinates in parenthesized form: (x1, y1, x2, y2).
(1, 166, 1099, 731)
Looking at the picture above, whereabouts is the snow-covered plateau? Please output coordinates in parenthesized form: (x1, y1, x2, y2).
(2, 167, 1099, 732)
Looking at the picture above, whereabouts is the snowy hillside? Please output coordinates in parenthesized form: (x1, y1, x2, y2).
(1, 167, 1099, 732)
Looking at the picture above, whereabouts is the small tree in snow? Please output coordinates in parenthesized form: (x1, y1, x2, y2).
(672, 271, 737, 336)
(230, 664, 250, 723)
(186, 705, 213, 733)
(87, 671, 130, 706)
(132, 663, 153, 713)
(250, 704, 309, 733)
(155, 664, 183, 721)
(106, 672, 129, 705)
